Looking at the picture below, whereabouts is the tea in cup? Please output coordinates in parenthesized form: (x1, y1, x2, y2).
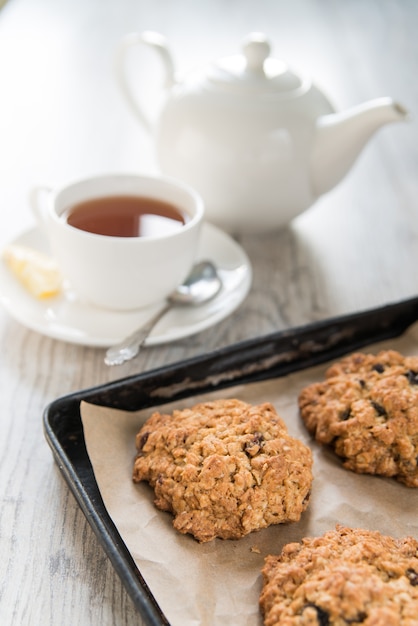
(31, 173, 204, 310)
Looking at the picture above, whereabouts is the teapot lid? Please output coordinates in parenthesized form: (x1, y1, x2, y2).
(206, 33, 307, 95)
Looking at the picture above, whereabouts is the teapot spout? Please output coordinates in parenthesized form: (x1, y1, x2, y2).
(311, 97, 408, 197)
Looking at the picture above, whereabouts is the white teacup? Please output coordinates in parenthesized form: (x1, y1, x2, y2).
(31, 173, 204, 311)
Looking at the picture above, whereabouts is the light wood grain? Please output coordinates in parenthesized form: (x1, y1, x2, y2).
(1, 0, 418, 624)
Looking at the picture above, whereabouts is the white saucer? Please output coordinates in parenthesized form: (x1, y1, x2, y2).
(0, 223, 252, 347)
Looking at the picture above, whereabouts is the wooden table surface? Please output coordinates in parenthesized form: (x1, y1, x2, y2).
(1, 0, 417, 624)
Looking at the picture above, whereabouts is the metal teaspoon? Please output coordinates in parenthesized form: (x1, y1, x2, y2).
(104, 260, 222, 366)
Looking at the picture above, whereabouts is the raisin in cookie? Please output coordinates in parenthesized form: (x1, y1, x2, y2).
(133, 399, 313, 542)
(298, 350, 418, 487)
(260, 525, 418, 625)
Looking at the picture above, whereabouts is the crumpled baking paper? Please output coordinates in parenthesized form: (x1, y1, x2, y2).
(81, 326, 418, 625)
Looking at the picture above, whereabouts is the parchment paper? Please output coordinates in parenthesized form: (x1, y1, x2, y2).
(81, 326, 418, 626)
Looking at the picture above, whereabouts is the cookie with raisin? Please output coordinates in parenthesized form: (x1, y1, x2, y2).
(260, 525, 418, 625)
(298, 350, 418, 486)
(133, 399, 313, 542)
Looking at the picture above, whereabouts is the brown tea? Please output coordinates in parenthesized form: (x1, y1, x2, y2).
(63, 195, 188, 237)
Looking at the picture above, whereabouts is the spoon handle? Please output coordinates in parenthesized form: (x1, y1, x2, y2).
(104, 302, 172, 366)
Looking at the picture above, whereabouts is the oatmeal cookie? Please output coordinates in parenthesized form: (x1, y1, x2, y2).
(133, 399, 313, 542)
(298, 350, 418, 487)
(260, 525, 418, 626)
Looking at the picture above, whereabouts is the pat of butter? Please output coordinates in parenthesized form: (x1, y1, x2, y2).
(2, 244, 62, 298)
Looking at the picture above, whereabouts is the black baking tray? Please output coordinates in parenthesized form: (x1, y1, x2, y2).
(43, 295, 418, 625)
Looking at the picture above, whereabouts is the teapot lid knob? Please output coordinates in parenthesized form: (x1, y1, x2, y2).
(242, 33, 271, 74)
(206, 32, 305, 95)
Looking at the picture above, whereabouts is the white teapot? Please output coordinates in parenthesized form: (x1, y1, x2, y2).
(116, 31, 407, 234)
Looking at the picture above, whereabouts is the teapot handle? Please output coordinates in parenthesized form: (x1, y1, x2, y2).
(115, 31, 175, 134)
